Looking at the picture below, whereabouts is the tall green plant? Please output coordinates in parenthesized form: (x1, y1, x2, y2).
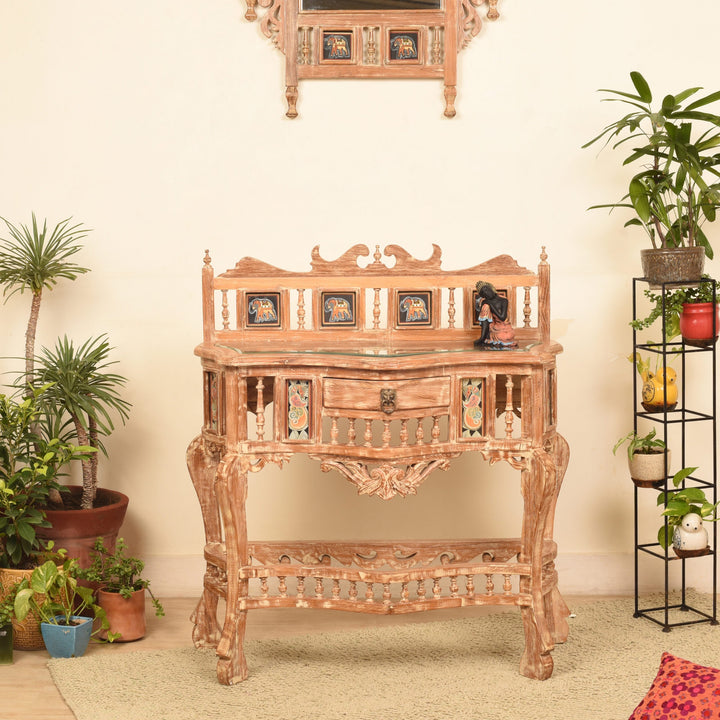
(0, 214, 89, 385)
(583, 71, 720, 257)
(34, 336, 131, 510)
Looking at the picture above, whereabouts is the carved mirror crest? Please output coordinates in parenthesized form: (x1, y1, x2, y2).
(240, 0, 501, 117)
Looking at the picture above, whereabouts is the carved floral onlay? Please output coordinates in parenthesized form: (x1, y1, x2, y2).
(318, 458, 453, 500)
(248, 540, 521, 569)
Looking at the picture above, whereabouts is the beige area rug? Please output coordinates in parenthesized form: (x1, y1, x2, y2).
(49, 594, 720, 720)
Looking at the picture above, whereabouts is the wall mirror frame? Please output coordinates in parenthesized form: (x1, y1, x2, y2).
(241, 0, 501, 118)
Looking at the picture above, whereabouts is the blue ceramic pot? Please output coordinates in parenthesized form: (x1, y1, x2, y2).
(41, 616, 93, 658)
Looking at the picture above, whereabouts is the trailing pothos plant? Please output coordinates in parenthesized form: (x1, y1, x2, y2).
(0, 386, 94, 569)
(613, 427, 666, 461)
(657, 466, 719, 550)
(81, 537, 164, 616)
(631, 276, 717, 340)
(583, 71, 720, 257)
(14, 552, 117, 638)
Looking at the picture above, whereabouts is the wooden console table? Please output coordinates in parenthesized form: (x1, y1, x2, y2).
(188, 244, 570, 684)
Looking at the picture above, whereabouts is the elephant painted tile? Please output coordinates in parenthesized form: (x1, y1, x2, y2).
(320, 291, 357, 327)
(321, 31, 355, 62)
(246, 292, 282, 327)
(397, 291, 433, 327)
(388, 30, 421, 62)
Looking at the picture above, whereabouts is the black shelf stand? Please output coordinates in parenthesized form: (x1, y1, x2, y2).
(631, 277, 718, 631)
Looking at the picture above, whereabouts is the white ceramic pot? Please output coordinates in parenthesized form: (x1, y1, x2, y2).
(628, 449, 669, 488)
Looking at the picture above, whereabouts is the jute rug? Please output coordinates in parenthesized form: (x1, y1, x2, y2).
(49, 594, 720, 720)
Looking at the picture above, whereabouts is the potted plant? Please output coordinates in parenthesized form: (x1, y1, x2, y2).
(657, 466, 718, 557)
(31, 335, 132, 568)
(1, 214, 132, 569)
(0, 386, 93, 649)
(583, 71, 720, 284)
(80, 537, 164, 642)
(613, 428, 669, 488)
(632, 276, 718, 347)
(13, 553, 116, 657)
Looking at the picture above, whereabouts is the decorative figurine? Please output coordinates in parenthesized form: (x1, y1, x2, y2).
(673, 512, 710, 554)
(474, 281, 517, 349)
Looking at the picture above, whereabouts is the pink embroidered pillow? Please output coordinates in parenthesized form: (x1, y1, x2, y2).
(629, 652, 720, 720)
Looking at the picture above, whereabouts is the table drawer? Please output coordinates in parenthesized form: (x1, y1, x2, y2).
(323, 376, 450, 414)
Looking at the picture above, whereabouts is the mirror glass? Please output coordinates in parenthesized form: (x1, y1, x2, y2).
(302, 0, 441, 10)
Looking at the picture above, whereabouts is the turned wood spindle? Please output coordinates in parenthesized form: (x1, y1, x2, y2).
(523, 287, 532, 328)
(364, 419, 373, 447)
(504, 376, 514, 438)
(466, 575, 475, 598)
(221, 289, 230, 330)
(382, 418, 391, 447)
(255, 377, 265, 441)
(431, 416, 440, 444)
(486, 574, 495, 595)
(373, 288, 381, 329)
(447, 287, 456, 328)
(297, 288, 306, 329)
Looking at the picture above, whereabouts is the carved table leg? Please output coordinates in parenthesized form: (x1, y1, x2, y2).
(215, 452, 250, 684)
(518, 443, 567, 680)
(443, 85, 457, 118)
(543, 434, 571, 645)
(187, 434, 223, 647)
(286, 86, 299, 119)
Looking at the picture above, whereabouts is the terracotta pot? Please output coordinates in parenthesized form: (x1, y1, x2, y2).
(679, 302, 720, 348)
(37, 486, 129, 569)
(641, 247, 705, 285)
(628, 449, 670, 488)
(98, 587, 146, 642)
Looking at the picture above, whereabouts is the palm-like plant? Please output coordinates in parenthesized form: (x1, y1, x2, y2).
(583, 71, 720, 257)
(34, 336, 131, 510)
(0, 214, 89, 385)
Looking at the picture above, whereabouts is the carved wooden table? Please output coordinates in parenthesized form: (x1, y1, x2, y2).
(188, 244, 570, 684)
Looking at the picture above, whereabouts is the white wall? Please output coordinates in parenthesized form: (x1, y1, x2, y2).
(1, 0, 718, 596)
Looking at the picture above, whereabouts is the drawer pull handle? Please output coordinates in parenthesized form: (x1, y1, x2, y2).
(380, 388, 397, 414)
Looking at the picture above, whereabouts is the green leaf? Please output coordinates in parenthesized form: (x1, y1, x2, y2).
(629, 178, 651, 222)
(630, 71, 652, 103)
(672, 466, 698, 487)
(685, 89, 720, 111)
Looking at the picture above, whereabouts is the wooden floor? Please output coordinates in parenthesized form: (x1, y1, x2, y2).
(2, 595, 603, 720)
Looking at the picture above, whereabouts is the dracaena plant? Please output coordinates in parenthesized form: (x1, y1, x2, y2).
(0, 214, 89, 387)
(583, 71, 720, 257)
(32, 335, 131, 510)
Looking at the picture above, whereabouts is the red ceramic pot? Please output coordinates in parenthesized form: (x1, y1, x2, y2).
(680, 302, 720, 348)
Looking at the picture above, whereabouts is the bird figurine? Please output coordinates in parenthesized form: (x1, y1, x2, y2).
(641, 366, 677, 412)
(673, 512, 709, 553)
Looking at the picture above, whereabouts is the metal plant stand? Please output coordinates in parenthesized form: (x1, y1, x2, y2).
(632, 277, 718, 630)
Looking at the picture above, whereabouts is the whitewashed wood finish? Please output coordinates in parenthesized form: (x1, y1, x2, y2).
(188, 244, 569, 684)
(240, 0, 502, 117)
